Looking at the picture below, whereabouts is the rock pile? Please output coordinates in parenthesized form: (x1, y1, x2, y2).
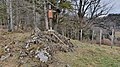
(25, 30, 73, 56)
(21, 30, 74, 66)
(0, 28, 74, 67)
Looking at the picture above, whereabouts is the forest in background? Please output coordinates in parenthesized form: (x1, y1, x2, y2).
(0, 0, 114, 38)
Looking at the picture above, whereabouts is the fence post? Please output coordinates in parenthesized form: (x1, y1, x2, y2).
(80, 29, 83, 41)
(48, 4, 53, 30)
(111, 29, 114, 48)
(100, 29, 102, 46)
(77, 30, 79, 40)
(92, 30, 94, 41)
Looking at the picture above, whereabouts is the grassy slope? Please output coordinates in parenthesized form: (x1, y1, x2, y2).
(115, 32, 120, 38)
(55, 40, 120, 67)
(0, 32, 31, 67)
(0, 32, 120, 67)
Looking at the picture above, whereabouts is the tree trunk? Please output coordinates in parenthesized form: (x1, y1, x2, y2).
(9, 0, 13, 32)
(44, 0, 49, 30)
(33, 0, 37, 29)
(6, 0, 9, 30)
(15, 0, 19, 31)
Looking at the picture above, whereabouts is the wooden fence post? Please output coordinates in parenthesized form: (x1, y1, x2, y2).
(77, 30, 79, 40)
(92, 30, 94, 41)
(48, 4, 53, 30)
(100, 29, 102, 46)
(111, 29, 115, 48)
(80, 29, 83, 41)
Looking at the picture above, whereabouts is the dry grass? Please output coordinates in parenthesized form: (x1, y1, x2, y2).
(0, 32, 31, 67)
(55, 40, 120, 67)
(0, 32, 120, 67)
(115, 32, 120, 37)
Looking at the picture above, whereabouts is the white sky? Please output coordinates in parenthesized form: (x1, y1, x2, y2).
(102, 0, 120, 14)
(72, 0, 120, 14)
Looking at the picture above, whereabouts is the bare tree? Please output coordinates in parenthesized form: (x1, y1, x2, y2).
(6, 0, 13, 32)
(73, 0, 112, 30)
(44, 0, 49, 30)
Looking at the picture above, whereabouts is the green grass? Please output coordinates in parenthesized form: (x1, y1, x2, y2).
(115, 32, 120, 37)
(55, 40, 120, 67)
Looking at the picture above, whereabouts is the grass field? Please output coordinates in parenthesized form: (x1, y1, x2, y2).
(55, 40, 120, 67)
(115, 32, 120, 38)
(0, 32, 120, 67)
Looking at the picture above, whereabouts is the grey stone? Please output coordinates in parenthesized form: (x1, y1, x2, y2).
(0, 53, 11, 61)
(36, 49, 50, 63)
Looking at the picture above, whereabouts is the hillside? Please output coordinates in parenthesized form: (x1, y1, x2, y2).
(95, 14, 120, 30)
(56, 40, 120, 67)
(0, 31, 120, 67)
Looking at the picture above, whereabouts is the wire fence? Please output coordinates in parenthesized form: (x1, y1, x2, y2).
(58, 28, 120, 47)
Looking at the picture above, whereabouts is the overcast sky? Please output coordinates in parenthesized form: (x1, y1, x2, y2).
(103, 0, 120, 14)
